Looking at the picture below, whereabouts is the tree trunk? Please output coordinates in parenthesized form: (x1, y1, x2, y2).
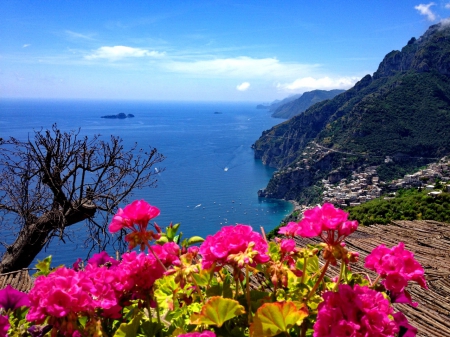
(0, 204, 96, 273)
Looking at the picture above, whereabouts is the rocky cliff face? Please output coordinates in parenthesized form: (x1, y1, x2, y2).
(374, 23, 450, 79)
(254, 22, 450, 204)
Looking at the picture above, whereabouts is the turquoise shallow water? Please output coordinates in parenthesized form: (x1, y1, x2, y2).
(0, 99, 292, 266)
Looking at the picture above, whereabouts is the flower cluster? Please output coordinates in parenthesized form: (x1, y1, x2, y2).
(27, 266, 117, 327)
(27, 242, 176, 335)
(109, 200, 162, 250)
(6, 200, 426, 337)
(365, 242, 427, 306)
(279, 203, 359, 265)
(279, 203, 358, 243)
(199, 224, 270, 269)
(314, 284, 399, 337)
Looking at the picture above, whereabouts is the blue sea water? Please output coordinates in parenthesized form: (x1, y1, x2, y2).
(0, 99, 292, 266)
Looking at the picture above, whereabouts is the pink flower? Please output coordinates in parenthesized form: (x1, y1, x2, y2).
(199, 225, 269, 270)
(393, 312, 418, 337)
(119, 251, 166, 297)
(0, 285, 30, 311)
(27, 267, 94, 323)
(279, 204, 358, 245)
(0, 315, 9, 337)
(177, 331, 216, 337)
(27, 264, 122, 326)
(278, 222, 300, 237)
(151, 242, 181, 266)
(109, 208, 133, 233)
(87, 251, 119, 268)
(109, 200, 161, 250)
(365, 242, 427, 293)
(109, 200, 160, 233)
(314, 284, 398, 337)
(280, 239, 296, 254)
(338, 220, 358, 237)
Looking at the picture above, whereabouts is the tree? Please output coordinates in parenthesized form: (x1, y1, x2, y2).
(0, 125, 164, 273)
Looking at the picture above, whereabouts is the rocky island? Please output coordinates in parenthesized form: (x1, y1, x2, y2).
(101, 113, 135, 119)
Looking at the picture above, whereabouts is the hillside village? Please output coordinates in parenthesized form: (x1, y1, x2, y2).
(322, 157, 450, 207)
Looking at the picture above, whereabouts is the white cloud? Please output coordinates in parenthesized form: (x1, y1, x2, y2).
(445, 3, 450, 9)
(22, 44, 30, 48)
(65, 30, 95, 40)
(415, 3, 437, 21)
(85, 46, 165, 61)
(236, 82, 250, 91)
(163, 57, 318, 79)
(277, 76, 360, 92)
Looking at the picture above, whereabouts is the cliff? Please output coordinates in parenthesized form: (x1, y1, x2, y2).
(254, 22, 450, 204)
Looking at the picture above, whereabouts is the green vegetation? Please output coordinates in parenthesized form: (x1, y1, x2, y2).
(346, 188, 450, 226)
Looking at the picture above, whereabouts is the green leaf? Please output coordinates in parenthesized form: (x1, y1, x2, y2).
(190, 297, 245, 327)
(268, 241, 280, 260)
(114, 312, 142, 337)
(166, 227, 176, 241)
(33, 256, 53, 276)
(154, 275, 177, 310)
(139, 318, 162, 337)
(306, 255, 319, 275)
(249, 290, 271, 313)
(250, 301, 308, 337)
(187, 236, 205, 246)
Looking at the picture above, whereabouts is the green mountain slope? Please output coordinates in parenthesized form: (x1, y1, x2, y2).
(272, 89, 345, 119)
(254, 23, 450, 204)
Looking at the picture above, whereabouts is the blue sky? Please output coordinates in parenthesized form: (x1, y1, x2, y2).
(1, 1, 450, 102)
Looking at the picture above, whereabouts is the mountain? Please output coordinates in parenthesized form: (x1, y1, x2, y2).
(253, 22, 450, 204)
(268, 94, 302, 112)
(271, 89, 346, 119)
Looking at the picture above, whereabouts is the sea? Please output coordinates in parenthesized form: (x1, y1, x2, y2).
(0, 99, 292, 267)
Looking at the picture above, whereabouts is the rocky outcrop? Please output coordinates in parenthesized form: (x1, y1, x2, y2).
(374, 23, 450, 79)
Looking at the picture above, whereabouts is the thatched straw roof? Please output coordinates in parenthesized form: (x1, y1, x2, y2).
(0, 268, 34, 292)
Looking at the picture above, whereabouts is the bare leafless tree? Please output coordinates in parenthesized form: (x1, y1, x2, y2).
(0, 125, 164, 273)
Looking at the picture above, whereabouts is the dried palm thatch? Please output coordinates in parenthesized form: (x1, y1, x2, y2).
(0, 268, 34, 292)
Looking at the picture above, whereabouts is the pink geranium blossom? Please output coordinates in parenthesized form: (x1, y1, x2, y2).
(314, 284, 399, 337)
(277, 222, 300, 237)
(109, 200, 160, 232)
(278, 204, 358, 244)
(199, 224, 270, 269)
(109, 200, 161, 250)
(119, 251, 166, 298)
(365, 242, 427, 293)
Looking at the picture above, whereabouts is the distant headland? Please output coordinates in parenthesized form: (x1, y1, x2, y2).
(101, 113, 135, 119)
